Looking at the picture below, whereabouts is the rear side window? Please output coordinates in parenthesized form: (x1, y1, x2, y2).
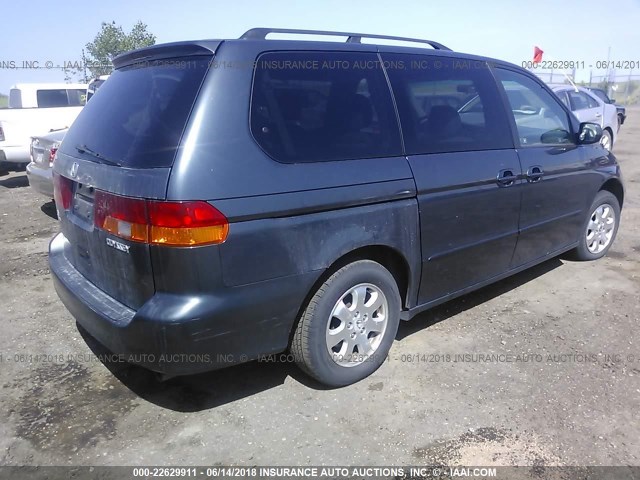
(60, 58, 211, 168)
(37, 89, 69, 107)
(250, 51, 402, 163)
(9, 89, 22, 108)
(67, 89, 87, 106)
(381, 54, 513, 155)
(35, 89, 86, 107)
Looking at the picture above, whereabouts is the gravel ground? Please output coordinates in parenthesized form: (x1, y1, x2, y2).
(0, 109, 639, 468)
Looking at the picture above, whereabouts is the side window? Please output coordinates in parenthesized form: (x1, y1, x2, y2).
(493, 69, 573, 147)
(250, 51, 402, 163)
(583, 92, 600, 109)
(555, 90, 570, 109)
(9, 89, 22, 108)
(67, 89, 87, 106)
(590, 89, 609, 104)
(382, 54, 513, 155)
(568, 91, 598, 111)
(36, 89, 69, 108)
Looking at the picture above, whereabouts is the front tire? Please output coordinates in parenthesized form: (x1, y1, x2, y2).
(600, 129, 613, 151)
(291, 260, 401, 387)
(573, 191, 620, 261)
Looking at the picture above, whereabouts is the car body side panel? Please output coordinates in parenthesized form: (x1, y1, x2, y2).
(511, 144, 596, 266)
(407, 150, 522, 304)
(217, 198, 421, 306)
(165, 41, 422, 307)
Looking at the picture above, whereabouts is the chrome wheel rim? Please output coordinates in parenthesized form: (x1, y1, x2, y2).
(600, 133, 611, 151)
(325, 283, 388, 367)
(586, 203, 616, 254)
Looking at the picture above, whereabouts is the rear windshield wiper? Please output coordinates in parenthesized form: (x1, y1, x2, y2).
(75, 144, 122, 167)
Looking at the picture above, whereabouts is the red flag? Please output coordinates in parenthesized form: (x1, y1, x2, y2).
(533, 46, 544, 64)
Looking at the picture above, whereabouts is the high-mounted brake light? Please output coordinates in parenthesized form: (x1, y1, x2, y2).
(52, 172, 73, 210)
(94, 190, 229, 246)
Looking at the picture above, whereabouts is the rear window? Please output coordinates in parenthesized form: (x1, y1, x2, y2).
(250, 51, 402, 163)
(60, 57, 211, 168)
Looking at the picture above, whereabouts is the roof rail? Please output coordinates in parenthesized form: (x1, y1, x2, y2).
(240, 28, 451, 51)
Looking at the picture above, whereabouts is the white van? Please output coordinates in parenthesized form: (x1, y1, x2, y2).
(8, 83, 88, 109)
(1, 83, 88, 168)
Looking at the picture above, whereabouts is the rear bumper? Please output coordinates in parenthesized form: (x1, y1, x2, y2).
(49, 233, 319, 375)
(26, 162, 53, 198)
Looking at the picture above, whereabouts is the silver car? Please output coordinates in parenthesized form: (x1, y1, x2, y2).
(26, 128, 66, 198)
(550, 85, 617, 151)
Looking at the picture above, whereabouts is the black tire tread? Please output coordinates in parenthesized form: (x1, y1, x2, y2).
(573, 190, 620, 261)
(291, 263, 354, 378)
(291, 260, 398, 385)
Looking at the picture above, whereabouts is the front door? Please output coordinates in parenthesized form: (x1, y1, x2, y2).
(493, 68, 590, 267)
(381, 53, 521, 304)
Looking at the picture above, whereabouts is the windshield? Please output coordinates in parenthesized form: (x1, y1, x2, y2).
(60, 57, 211, 168)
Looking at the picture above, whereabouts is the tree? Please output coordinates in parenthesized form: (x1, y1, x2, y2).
(84, 21, 156, 77)
(64, 49, 89, 83)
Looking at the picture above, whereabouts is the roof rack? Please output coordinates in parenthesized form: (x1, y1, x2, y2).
(240, 28, 451, 51)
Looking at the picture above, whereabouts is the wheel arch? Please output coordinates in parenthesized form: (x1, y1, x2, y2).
(600, 177, 624, 208)
(604, 126, 615, 145)
(287, 244, 414, 348)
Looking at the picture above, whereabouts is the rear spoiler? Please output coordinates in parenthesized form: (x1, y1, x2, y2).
(113, 40, 221, 69)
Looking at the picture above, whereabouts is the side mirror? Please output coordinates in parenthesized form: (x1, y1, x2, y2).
(578, 122, 603, 145)
(609, 98, 616, 104)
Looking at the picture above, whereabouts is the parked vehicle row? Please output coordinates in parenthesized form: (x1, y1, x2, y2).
(49, 29, 623, 387)
(25, 128, 66, 198)
(587, 87, 626, 127)
(549, 84, 618, 151)
(0, 83, 87, 170)
(25, 77, 108, 197)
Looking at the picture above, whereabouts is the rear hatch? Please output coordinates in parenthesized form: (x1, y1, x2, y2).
(53, 51, 214, 309)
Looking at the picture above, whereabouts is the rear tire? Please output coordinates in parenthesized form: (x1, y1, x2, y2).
(573, 191, 620, 261)
(291, 260, 401, 387)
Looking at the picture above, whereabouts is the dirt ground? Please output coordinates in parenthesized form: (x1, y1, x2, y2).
(0, 110, 639, 468)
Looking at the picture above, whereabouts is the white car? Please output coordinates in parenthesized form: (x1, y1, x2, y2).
(25, 76, 110, 197)
(0, 83, 87, 170)
(550, 85, 617, 151)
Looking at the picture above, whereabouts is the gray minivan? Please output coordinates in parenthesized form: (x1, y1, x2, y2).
(49, 29, 624, 387)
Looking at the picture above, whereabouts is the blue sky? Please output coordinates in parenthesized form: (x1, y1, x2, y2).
(2, 0, 640, 92)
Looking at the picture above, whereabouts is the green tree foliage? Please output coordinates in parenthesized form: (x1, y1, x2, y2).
(85, 21, 156, 77)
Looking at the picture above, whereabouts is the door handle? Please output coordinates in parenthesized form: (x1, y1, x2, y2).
(526, 165, 544, 183)
(497, 169, 517, 187)
(595, 112, 602, 117)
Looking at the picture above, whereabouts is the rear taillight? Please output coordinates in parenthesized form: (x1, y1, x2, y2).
(52, 172, 73, 210)
(49, 145, 59, 166)
(94, 190, 229, 246)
